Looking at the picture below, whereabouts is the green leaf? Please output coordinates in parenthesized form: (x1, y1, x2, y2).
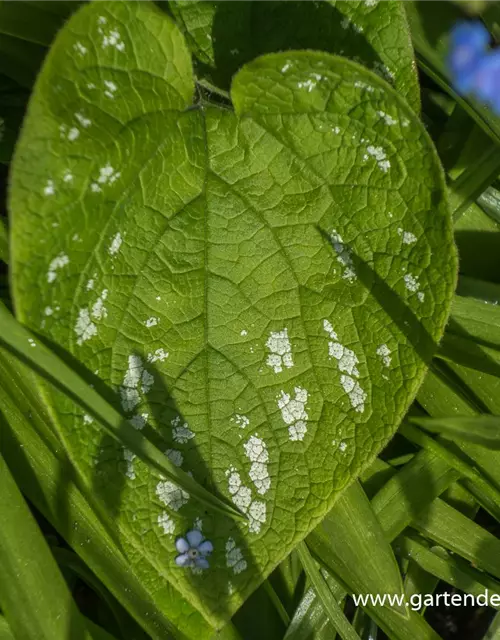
(169, 0, 420, 106)
(411, 414, 500, 448)
(297, 543, 361, 640)
(10, 0, 456, 624)
(308, 481, 406, 618)
(0, 451, 93, 640)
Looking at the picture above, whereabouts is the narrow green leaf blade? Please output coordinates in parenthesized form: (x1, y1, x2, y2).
(0, 451, 92, 640)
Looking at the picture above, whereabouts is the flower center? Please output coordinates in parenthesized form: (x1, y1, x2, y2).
(188, 548, 198, 559)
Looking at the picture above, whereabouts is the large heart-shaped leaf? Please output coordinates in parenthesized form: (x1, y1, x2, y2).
(169, 0, 420, 106)
(9, 0, 456, 627)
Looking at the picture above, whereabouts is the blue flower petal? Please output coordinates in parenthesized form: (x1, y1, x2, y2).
(450, 21, 489, 51)
(194, 556, 210, 570)
(473, 50, 500, 104)
(175, 537, 190, 554)
(198, 540, 214, 555)
(175, 552, 191, 567)
(186, 529, 204, 548)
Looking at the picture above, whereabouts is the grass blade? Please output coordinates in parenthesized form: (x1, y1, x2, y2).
(0, 450, 92, 640)
(0, 302, 243, 522)
(297, 543, 361, 640)
(308, 481, 407, 618)
(411, 414, 500, 448)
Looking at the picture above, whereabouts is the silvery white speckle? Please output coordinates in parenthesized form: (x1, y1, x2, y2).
(158, 512, 175, 535)
(83, 414, 93, 425)
(240, 329, 248, 336)
(90, 183, 101, 193)
(74, 42, 87, 55)
(28, 338, 36, 348)
(194, 518, 203, 531)
(226, 538, 247, 574)
(278, 387, 309, 441)
(123, 448, 136, 480)
(109, 232, 122, 256)
(226, 467, 252, 512)
(339, 441, 347, 452)
(141, 369, 154, 394)
(68, 127, 80, 142)
(171, 415, 195, 444)
(397, 228, 417, 245)
(63, 170, 73, 183)
(297, 79, 316, 92)
(166, 449, 183, 467)
(373, 61, 395, 82)
(248, 500, 267, 534)
(404, 273, 420, 293)
(156, 481, 189, 511)
(147, 348, 169, 363)
(330, 230, 356, 282)
(130, 412, 148, 430)
(120, 355, 143, 412)
(101, 28, 125, 52)
(86, 278, 95, 291)
(244, 436, 270, 495)
(145, 317, 159, 328)
(418, 291, 425, 302)
(44, 306, 53, 316)
(266, 328, 294, 373)
(91, 289, 108, 320)
(376, 344, 391, 368)
(376, 110, 397, 126)
(97, 163, 120, 186)
(43, 179, 55, 196)
(75, 112, 91, 128)
(281, 61, 292, 73)
(366, 145, 390, 173)
(323, 320, 367, 412)
(233, 414, 249, 429)
(104, 80, 117, 99)
(354, 80, 375, 93)
(340, 375, 367, 413)
(75, 308, 97, 345)
(47, 253, 69, 283)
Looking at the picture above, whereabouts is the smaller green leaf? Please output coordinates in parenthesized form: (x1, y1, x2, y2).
(0, 302, 243, 522)
(411, 414, 500, 448)
(297, 543, 361, 640)
(0, 451, 92, 640)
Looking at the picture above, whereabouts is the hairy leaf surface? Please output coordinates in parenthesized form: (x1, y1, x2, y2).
(10, 0, 456, 626)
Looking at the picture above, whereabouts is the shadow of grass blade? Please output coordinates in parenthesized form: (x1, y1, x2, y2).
(0, 302, 244, 522)
(307, 481, 407, 619)
(0, 450, 93, 640)
(297, 543, 361, 640)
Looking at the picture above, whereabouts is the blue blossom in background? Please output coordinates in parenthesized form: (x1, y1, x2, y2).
(175, 529, 213, 570)
(448, 20, 490, 93)
(473, 50, 500, 113)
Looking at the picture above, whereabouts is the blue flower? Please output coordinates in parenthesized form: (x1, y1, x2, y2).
(175, 530, 213, 570)
(448, 21, 490, 93)
(473, 50, 500, 112)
